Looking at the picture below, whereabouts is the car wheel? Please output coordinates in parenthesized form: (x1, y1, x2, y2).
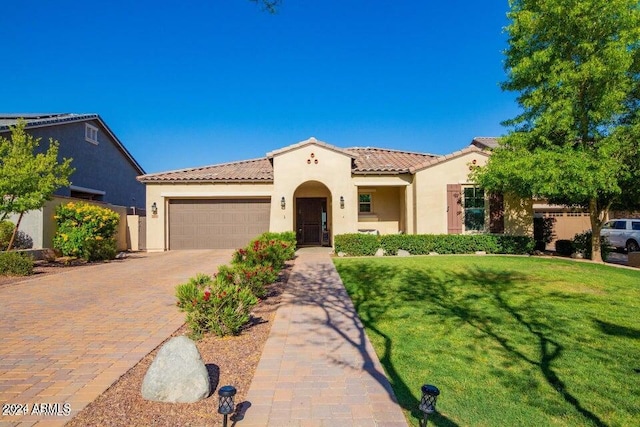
(627, 240, 640, 253)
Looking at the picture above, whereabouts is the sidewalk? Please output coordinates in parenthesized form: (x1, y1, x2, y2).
(241, 250, 408, 426)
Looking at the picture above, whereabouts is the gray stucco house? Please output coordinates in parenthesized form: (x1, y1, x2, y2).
(0, 113, 146, 249)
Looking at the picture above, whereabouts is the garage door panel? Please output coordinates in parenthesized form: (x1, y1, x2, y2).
(169, 199, 271, 249)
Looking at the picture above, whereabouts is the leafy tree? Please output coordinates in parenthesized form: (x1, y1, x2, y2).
(0, 119, 74, 250)
(474, 0, 640, 262)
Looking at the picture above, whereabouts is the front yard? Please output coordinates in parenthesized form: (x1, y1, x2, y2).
(334, 256, 640, 426)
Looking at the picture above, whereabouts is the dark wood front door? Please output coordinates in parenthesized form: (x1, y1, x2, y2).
(296, 198, 326, 246)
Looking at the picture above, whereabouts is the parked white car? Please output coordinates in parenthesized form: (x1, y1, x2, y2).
(600, 219, 640, 252)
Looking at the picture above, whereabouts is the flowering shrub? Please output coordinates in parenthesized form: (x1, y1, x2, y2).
(231, 232, 296, 269)
(53, 202, 120, 261)
(175, 273, 257, 339)
(217, 263, 278, 298)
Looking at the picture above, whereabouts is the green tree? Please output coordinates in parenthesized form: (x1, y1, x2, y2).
(0, 119, 74, 250)
(474, 0, 640, 262)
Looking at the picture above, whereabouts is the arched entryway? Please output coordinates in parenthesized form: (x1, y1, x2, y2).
(294, 181, 332, 246)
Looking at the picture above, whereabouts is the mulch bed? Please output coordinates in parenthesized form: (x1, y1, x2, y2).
(66, 260, 293, 427)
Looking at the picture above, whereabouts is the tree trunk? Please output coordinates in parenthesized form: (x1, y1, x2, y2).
(6, 212, 24, 251)
(588, 198, 608, 263)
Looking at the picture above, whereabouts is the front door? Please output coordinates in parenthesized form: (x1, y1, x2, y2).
(296, 198, 327, 246)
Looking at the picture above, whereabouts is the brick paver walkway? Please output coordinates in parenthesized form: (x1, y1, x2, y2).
(242, 250, 408, 427)
(0, 250, 232, 426)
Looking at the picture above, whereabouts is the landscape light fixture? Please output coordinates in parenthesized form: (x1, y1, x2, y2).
(218, 385, 237, 427)
(418, 384, 440, 427)
(281, 196, 286, 209)
(340, 196, 345, 209)
(151, 202, 158, 215)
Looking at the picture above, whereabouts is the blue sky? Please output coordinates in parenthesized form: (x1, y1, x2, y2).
(2, 1, 518, 173)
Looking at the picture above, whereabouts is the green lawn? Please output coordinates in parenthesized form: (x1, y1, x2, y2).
(333, 256, 640, 427)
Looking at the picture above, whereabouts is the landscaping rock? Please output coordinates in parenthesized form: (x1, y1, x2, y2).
(141, 336, 210, 403)
(571, 252, 584, 259)
(475, 251, 487, 255)
(428, 252, 439, 256)
(338, 252, 346, 257)
(375, 248, 385, 257)
(397, 249, 411, 257)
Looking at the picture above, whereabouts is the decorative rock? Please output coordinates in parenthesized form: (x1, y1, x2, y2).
(397, 249, 411, 257)
(375, 248, 385, 257)
(338, 252, 346, 257)
(571, 252, 584, 259)
(141, 336, 210, 403)
(475, 251, 487, 256)
(428, 252, 439, 256)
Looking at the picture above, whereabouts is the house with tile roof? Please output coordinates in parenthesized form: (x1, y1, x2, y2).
(139, 137, 532, 251)
(0, 113, 145, 249)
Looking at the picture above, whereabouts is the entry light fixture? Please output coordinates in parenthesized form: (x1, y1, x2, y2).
(281, 196, 286, 209)
(218, 385, 237, 427)
(151, 202, 158, 215)
(418, 384, 440, 427)
(340, 196, 345, 209)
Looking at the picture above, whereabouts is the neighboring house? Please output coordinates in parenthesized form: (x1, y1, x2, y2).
(0, 113, 146, 249)
(138, 136, 533, 251)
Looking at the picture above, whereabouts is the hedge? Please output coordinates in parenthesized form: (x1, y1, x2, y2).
(334, 233, 535, 257)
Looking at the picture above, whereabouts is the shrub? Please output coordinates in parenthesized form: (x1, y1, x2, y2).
(573, 231, 611, 261)
(232, 232, 296, 269)
(334, 234, 380, 256)
(175, 273, 258, 339)
(0, 221, 14, 250)
(53, 202, 119, 261)
(555, 239, 574, 256)
(0, 252, 34, 276)
(335, 233, 535, 256)
(217, 263, 278, 298)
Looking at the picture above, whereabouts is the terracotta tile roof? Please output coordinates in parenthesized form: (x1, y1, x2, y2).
(138, 140, 475, 183)
(137, 158, 273, 183)
(409, 145, 489, 173)
(471, 136, 499, 149)
(346, 147, 439, 173)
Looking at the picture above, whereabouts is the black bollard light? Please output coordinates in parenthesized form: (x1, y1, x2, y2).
(418, 384, 440, 427)
(218, 385, 237, 427)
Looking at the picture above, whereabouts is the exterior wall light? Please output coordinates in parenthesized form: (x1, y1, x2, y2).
(151, 202, 158, 215)
(340, 196, 345, 209)
(218, 385, 236, 427)
(281, 196, 286, 209)
(419, 384, 440, 426)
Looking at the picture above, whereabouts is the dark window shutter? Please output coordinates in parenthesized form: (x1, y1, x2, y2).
(447, 184, 462, 234)
(489, 192, 505, 234)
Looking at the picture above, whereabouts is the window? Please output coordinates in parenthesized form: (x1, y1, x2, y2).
(463, 187, 485, 231)
(85, 123, 98, 144)
(359, 193, 372, 213)
(614, 220, 627, 230)
(632, 222, 640, 231)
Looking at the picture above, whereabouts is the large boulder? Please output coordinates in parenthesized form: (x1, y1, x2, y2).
(141, 336, 211, 403)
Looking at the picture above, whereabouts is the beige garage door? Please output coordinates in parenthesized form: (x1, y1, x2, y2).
(169, 199, 271, 249)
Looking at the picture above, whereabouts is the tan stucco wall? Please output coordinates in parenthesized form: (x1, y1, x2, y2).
(270, 144, 356, 238)
(414, 152, 490, 234)
(145, 182, 274, 252)
(357, 186, 403, 235)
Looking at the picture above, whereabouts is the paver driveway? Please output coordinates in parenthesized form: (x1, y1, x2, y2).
(0, 250, 232, 426)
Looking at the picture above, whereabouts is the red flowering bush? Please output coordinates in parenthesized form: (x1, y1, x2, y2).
(175, 273, 257, 339)
(231, 232, 296, 269)
(217, 263, 278, 298)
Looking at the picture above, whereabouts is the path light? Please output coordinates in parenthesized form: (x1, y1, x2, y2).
(218, 385, 236, 427)
(418, 384, 440, 427)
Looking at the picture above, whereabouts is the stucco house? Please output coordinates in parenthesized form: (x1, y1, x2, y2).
(0, 113, 146, 249)
(138, 137, 532, 251)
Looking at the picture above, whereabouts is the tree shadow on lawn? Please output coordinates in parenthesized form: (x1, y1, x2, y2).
(336, 260, 608, 427)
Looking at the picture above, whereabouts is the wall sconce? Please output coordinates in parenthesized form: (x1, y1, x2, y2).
(151, 202, 158, 215)
(218, 385, 236, 427)
(418, 384, 440, 427)
(340, 196, 345, 209)
(281, 196, 286, 210)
